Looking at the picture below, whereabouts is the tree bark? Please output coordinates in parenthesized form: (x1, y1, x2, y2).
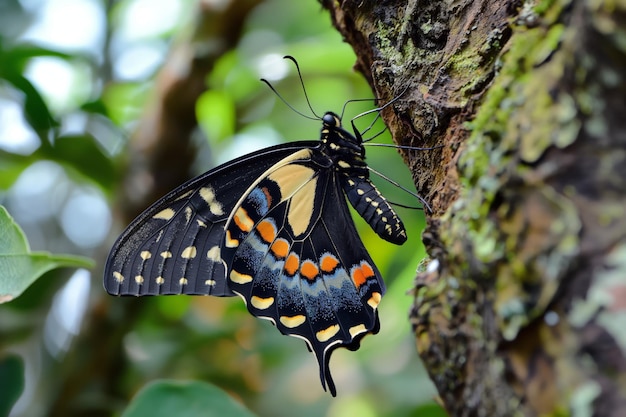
(322, 1, 626, 416)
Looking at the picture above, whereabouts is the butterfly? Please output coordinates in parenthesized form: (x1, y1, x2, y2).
(104, 60, 414, 396)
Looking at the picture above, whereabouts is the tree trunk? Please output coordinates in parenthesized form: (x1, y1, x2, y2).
(322, 1, 626, 416)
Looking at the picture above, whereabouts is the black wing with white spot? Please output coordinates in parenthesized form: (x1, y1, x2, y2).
(104, 109, 411, 397)
(104, 141, 317, 297)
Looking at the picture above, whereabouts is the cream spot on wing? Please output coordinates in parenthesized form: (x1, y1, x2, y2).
(284, 175, 317, 237)
(113, 272, 124, 283)
(280, 315, 306, 328)
(349, 324, 367, 337)
(199, 187, 224, 216)
(140, 251, 152, 260)
(230, 270, 252, 284)
(174, 190, 193, 201)
(251, 296, 275, 310)
(153, 208, 175, 220)
(316, 324, 340, 342)
(206, 246, 221, 261)
(233, 207, 254, 233)
(367, 292, 382, 309)
(225, 230, 239, 248)
(181, 246, 197, 259)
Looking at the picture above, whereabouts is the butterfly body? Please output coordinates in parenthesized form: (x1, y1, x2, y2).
(105, 111, 407, 395)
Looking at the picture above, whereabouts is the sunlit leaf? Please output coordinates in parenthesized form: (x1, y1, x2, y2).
(0, 205, 93, 303)
(102, 82, 150, 126)
(121, 380, 258, 417)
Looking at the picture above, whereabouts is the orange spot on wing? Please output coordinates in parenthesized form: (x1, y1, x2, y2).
(351, 261, 375, 288)
(284, 253, 300, 276)
(256, 220, 276, 243)
(300, 260, 319, 280)
(320, 253, 339, 273)
(270, 238, 289, 259)
(233, 207, 253, 232)
(360, 262, 374, 278)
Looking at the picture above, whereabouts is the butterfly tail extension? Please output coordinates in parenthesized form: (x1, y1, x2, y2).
(299, 176, 385, 396)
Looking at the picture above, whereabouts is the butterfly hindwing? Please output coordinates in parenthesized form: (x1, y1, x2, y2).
(223, 153, 384, 395)
(104, 142, 318, 297)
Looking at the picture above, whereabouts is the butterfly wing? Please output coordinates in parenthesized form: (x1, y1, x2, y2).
(104, 141, 318, 297)
(223, 150, 385, 396)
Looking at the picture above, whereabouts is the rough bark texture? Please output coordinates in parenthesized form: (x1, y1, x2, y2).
(323, 0, 626, 416)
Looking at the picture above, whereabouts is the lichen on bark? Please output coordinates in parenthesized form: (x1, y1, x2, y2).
(323, 0, 626, 415)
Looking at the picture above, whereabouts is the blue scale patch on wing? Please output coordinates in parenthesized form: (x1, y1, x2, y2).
(104, 142, 318, 297)
(223, 154, 384, 396)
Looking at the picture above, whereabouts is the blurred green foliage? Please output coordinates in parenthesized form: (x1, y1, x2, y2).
(0, 206, 92, 302)
(0, 0, 440, 416)
(119, 380, 258, 417)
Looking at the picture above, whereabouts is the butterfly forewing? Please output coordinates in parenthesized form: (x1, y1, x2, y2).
(105, 142, 317, 297)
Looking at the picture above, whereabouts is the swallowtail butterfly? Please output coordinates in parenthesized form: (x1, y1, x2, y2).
(105, 62, 414, 396)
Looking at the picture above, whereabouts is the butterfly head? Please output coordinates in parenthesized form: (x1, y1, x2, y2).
(321, 111, 363, 148)
(322, 112, 340, 129)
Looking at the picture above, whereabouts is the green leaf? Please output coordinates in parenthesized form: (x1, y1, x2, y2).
(0, 72, 58, 141)
(121, 380, 258, 417)
(44, 134, 115, 189)
(0, 206, 93, 303)
(0, 354, 24, 417)
(0, 39, 74, 74)
(0, 151, 36, 190)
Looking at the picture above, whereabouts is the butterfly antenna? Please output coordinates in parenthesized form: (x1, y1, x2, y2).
(282, 55, 322, 119)
(350, 85, 410, 139)
(339, 97, 380, 121)
(365, 143, 444, 151)
(260, 78, 318, 121)
(367, 166, 433, 213)
(386, 200, 424, 210)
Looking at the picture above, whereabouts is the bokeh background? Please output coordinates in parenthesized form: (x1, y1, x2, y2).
(0, 0, 443, 416)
